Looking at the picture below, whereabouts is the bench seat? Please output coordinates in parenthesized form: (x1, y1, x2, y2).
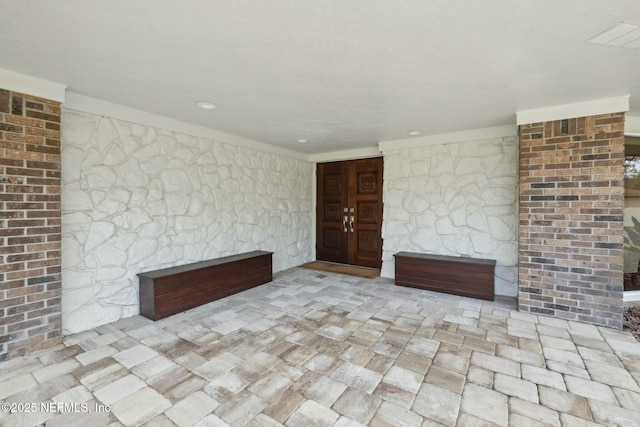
(394, 252, 495, 301)
(138, 250, 273, 320)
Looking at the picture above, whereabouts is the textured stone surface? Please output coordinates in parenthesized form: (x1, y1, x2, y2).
(332, 387, 381, 424)
(286, 400, 339, 426)
(109, 387, 171, 425)
(413, 382, 461, 426)
(380, 136, 518, 296)
(61, 110, 313, 333)
(1, 268, 639, 426)
(461, 383, 508, 426)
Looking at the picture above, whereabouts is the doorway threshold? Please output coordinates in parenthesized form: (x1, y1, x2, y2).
(299, 261, 380, 279)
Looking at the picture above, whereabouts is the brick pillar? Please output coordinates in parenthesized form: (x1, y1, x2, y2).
(0, 89, 62, 360)
(519, 113, 625, 328)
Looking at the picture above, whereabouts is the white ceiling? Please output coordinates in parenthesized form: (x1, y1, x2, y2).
(1, 0, 639, 154)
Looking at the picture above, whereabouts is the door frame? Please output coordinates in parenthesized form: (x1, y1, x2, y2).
(312, 155, 384, 268)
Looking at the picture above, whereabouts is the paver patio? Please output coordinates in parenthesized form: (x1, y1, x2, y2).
(1, 267, 639, 426)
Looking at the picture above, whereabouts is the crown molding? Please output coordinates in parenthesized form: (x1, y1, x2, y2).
(63, 92, 309, 161)
(378, 125, 517, 152)
(0, 68, 66, 102)
(626, 116, 640, 137)
(516, 96, 630, 125)
(308, 146, 381, 163)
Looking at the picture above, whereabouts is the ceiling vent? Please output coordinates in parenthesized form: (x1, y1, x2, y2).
(588, 22, 640, 48)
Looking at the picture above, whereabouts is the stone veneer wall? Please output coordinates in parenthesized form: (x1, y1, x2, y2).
(519, 113, 625, 328)
(0, 89, 62, 360)
(61, 110, 313, 334)
(381, 136, 519, 296)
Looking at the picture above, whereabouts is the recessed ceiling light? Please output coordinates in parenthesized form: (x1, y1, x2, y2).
(297, 139, 308, 143)
(407, 130, 423, 136)
(588, 22, 640, 48)
(196, 101, 216, 110)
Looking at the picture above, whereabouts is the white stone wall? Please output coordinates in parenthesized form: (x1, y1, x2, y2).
(381, 137, 519, 296)
(61, 110, 313, 333)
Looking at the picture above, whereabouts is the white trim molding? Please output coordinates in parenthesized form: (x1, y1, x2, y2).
(627, 116, 640, 137)
(0, 68, 66, 102)
(378, 124, 517, 153)
(516, 96, 630, 125)
(624, 290, 640, 303)
(308, 146, 381, 163)
(63, 92, 309, 161)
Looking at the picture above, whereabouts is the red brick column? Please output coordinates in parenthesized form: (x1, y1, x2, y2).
(519, 113, 625, 328)
(0, 89, 62, 360)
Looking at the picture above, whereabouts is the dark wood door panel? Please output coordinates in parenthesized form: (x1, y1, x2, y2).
(323, 173, 343, 195)
(356, 201, 379, 224)
(357, 229, 379, 253)
(316, 162, 349, 263)
(348, 157, 383, 268)
(322, 227, 343, 250)
(356, 170, 380, 195)
(319, 227, 345, 263)
(323, 201, 342, 222)
(355, 230, 380, 268)
(316, 158, 383, 269)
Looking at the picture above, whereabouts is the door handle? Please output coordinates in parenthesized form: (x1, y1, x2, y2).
(343, 215, 349, 232)
(349, 215, 355, 233)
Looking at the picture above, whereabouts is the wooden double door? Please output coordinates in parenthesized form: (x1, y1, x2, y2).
(316, 158, 383, 269)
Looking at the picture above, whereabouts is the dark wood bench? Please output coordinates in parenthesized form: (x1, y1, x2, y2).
(138, 250, 273, 320)
(394, 252, 495, 301)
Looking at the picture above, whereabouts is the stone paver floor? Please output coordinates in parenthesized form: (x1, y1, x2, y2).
(1, 268, 640, 426)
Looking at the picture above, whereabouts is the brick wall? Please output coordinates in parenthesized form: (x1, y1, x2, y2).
(0, 89, 62, 360)
(519, 113, 625, 328)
